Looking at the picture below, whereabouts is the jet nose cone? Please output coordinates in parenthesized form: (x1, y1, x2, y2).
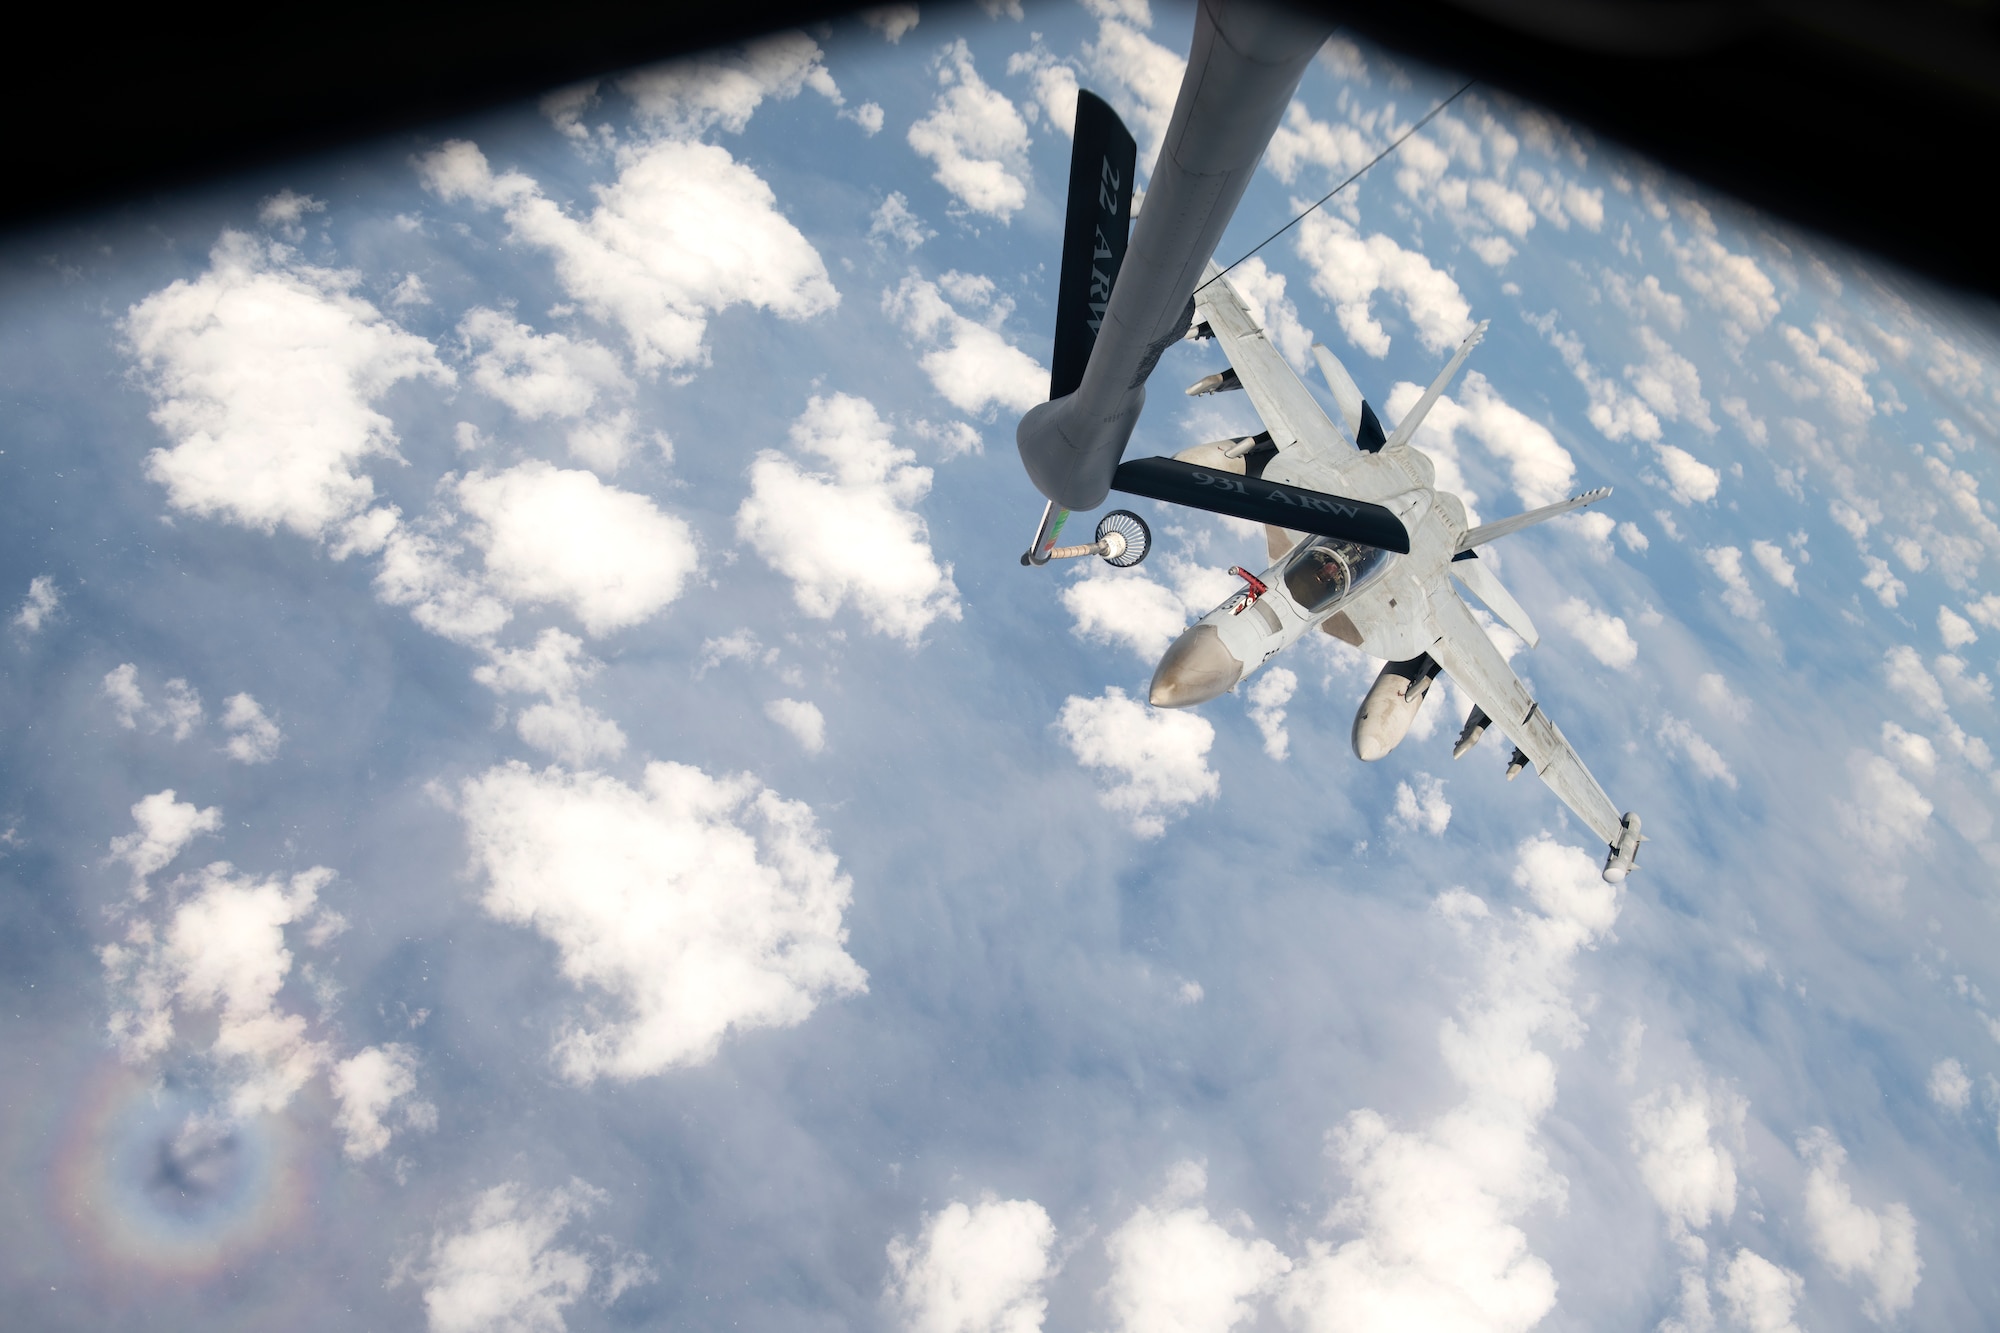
(1149, 625, 1243, 708)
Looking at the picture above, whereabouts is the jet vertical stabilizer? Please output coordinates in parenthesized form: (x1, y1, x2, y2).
(1380, 320, 1488, 452)
(1016, 0, 1333, 512)
(1049, 91, 1137, 402)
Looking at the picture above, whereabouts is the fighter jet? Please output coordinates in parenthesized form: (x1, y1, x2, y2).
(1015, 0, 1642, 882)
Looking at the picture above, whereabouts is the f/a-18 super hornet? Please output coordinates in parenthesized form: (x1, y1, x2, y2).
(1015, 0, 1642, 881)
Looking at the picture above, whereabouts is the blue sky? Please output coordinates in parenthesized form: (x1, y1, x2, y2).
(5, 3, 2000, 1330)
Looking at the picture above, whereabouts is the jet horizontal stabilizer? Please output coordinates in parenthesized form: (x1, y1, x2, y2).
(1456, 487, 1613, 552)
(1110, 456, 1411, 553)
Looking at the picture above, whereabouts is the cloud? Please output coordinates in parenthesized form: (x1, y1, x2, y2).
(101, 663, 206, 739)
(1656, 446, 1720, 508)
(1389, 773, 1452, 836)
(1657, 716, 1737, 789)
(1551, 597, 1638, 669)
(1927, 1057, 1971, 1113)
(1695, 673, 1750, 723)
(459, 306, 631, 423)
(737, 393, 962, 645)
(457, 761, 867, 1082)
(12, 575, 58, 633)
(907, 40, 1031, 219)
(412, 1180, 653, 1333)
(1861, 555, 1906, 609)
(221, 693, 283, 764)
(258, 188, 325, 237)
(1664, 218, 1778, 341)
(1701, 547, 1763, 621)
(1077, 0, 1187, 164)
(766, 698, 827, 754)
(1631, 1082, 1743, 1235)
(872, 192, 936, 251)
(886, 1195, 1056, 1333)
(331, 1044, 436, 1161)
(1101, 1163, 1289, 1333)
(1295, 212, 1474, 357)
(418, 138, 837, 373)
(1224, 257, 1316, 369)
(473, 629, 627, 764)
(108, 789, 222, 894)
(1006, 40, 1083, 138)
(1279, 837, 1621, 1332)
(1247, 667, 1297, 761)
(1057, 688, 1219, 837)
(1772, 322, 1877, 427)
(1716, 1249, 1804, 1333)
(1939, 606, 1978, 650)
(1798, 1127, 1922, 1320)
(1534, 316, 1659, 443)
(1062, 565, 1189, 662)
(1749, 540, 1797, 592)
(1883, 645, 1947, 719)
(618, 31, 842, 139)
(124, 231, 451, 540)
(1624, 327, 1715, 432)
(516, 698, 629, 767)
(864, 5, 921, 43)
(455, 462, 699, 636)
(375, 522, 515, 646)
(1385, 371, 1575, 509)
(1880, 722, 1936, 777)
(884, 274, 1046, 417)
(101, 861, 342, 1119)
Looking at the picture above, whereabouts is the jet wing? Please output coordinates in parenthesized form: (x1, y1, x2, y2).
(1424, 581, 1625, 846)
(1192, 263, 1345, 464)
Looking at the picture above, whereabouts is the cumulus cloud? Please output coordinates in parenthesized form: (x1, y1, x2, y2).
(1657, 716, 1737, 789)
(459, 306, 631, 424)
(1390, 773, 1453, 837)
(863, 5, 921, 43)
(411, 1180, 653, 1333)
(766, 697, 827, 754)
(1295, 211, 1474, 357)
(886, 1195, 1056, 1333)
(517, 698, 629, 767)
(1654, 445, 1720, 506)
(221, 693, 283, 763)
(1716, 1248, 1804, 1333)
(101, 663, 205, 739)
(1225, 257, 1317, 369)
(1798, 1127, 1921, 1320)
(907, 40, 1031, 219)
(872, 192, 936, 251)
(108, 789, 221, 894)
(1696, 673, 1750, 723)
(12, 575, 58, 633)
(1535, 316, 1660, 444)
(418, 138, 837, 373)
(1701, 547, 1763, 621)
(456, 462, 699, 636)
(737, 393, 962, 645)
(1247, 667, 1296, 761)
(1772, 321, 1877, 426)
(1077, 0, 1187, 163)
(1280, 837, 1622, 1332)
(1664, 215, 1778, 342)
(618, 31, 842, 139)
(1927, 1057, 1971, 1113)
(1058, 688, 1219, 837)
(374, 521, 514, 646)
(457, 761, 867, 1082)
(1551, 597, 1638, 669)
(1883, 645, 1947, 719)
(1062, 565, 1190, 662)
(1938, 606, 1978, 650)
(332, 1044, 436, 1161)
(1624, 327, 1715, 432)
(101, 861, 372, 1129)
(472, 635, 626, 767)
(884, 274, 1046, 416)
(1102, 1162, 1290, 1333)
(1385, 371, 1575, 509)
(124, 231, 451, 540)
(1861, 555, 1907, 609)
(1631, 1082, 1743, 1236)
(1749, 539, 1797, 592)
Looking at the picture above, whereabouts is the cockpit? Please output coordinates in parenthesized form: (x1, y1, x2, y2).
(1282, 537, 1392, 614)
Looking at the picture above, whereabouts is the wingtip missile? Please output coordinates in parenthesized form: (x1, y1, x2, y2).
(1602, 811, 1643, 883)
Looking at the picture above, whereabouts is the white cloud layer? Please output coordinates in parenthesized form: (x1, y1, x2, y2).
(456, 462, 699, 636)
(1551, 597, 1638, 669)
(460, 306, 630, 422)
(457, 761, 867, 1082)
(124, 232, 451, 540)
(737, 393, 962, 645)
(1631, 1081, 1743, 1235)
(108, 788, 221, 893)
(1279, 837, 1621, 1331)
(887, 1195, 1057, 1333)
(884, 274, 1046, 417)
(1058, 688, 1219, 837)
(221, 693, 283, 763)
(1389, 773, 1453, 837)
(619, 31, 842, 139)
(1102, 1162, 1289, 1333)
(413, 1180, 653, 1333)
(908, 41, 1032, 219)
(1716, 1248, 1804, 1333)
(1247, 667, 1297, 762)
(766, 697, 828, 754)
(1295, 212, 1474, 357)
(418, 138, 837, 372)
(1798, 1127, 1921, 1320)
